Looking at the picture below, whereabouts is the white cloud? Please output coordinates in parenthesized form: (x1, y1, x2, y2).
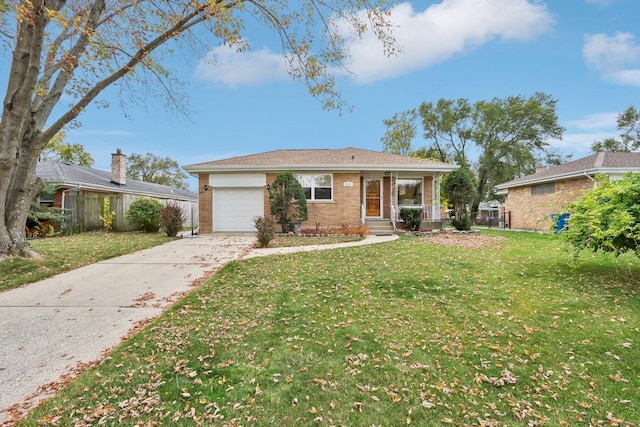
(550, 112, 619, 155)
(565, 112, 618, 131)
(335, 0, 555, 83)
(583, 32, 640, 86)
(192, 0, 554, 88)
(194, 44, 289, 87)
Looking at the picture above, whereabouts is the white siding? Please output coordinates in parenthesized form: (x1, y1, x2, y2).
(209, 173, 266, 188)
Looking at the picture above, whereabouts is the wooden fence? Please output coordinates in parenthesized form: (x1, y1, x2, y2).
(63, 191, 198, 232)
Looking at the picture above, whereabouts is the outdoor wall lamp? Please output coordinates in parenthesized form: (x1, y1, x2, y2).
(203, 184, 209, 191)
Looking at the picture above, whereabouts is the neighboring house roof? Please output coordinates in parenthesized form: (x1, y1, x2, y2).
(183, 147, 458, 173)
(37, 160, 197, 201)
(496, 152, 640, 190)
(478, 200, 503, 209)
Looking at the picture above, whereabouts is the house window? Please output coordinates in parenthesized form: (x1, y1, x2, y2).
(531, 182, 555, 195)
(397, 179, 422, 205)
(296, 174, 333, 201)
(38, 192, 54, 207)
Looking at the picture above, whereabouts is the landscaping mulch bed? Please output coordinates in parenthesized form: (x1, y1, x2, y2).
(421, 230, 506, 249)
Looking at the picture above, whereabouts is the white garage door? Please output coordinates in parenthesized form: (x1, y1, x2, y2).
(213, 188, 264, 232)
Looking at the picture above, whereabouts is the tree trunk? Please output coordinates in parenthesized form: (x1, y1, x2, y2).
(0, 0, 51, 259)
(472, 168, 489, 216)
(0, 132, 46, 259)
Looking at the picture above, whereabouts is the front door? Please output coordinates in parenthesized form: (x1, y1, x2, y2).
(364, 178, 383, 217)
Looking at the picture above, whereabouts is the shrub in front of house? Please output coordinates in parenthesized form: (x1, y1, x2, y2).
(160, 202, 185, 237)
(451, 214, 472, 231)
(127, 198, 163, 232)
(253, 215, 276, 247)
(399, 207, 423, 231)
(26, 203, 66, 237)
(268, 171, 308, 233)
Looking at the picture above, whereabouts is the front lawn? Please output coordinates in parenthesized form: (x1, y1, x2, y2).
(19, 231, 640, 426)
(0, 232, 172, 292)
(269, 235, 363, 248)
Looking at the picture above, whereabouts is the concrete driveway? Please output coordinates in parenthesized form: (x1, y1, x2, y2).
(0, 233, 397, 425)
(0, 235, 254, 424)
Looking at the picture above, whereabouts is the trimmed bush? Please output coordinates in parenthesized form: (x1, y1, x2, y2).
(161, 202, 185, 237)
(451, 214, 472, 231)
(399, 207, 423, 231)
(126, 198, 162, 232)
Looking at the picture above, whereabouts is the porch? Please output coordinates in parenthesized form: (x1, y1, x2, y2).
(358, 173, 446, 233)
(364, 203, 444, 233)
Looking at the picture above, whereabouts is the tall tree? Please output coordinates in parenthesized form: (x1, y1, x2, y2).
(0, 0, 398, 258)
(416, 93, 563, 213)
(127, 152, 188, 190)
(419, 98, 475, 167)
(381, 109, 417, 156)
(40, 132, 94, 167)
(591, 106, 640, 152)
(471, 93, 564, 212)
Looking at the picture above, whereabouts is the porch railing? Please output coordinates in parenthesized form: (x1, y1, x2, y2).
(393, 204, 440, 222)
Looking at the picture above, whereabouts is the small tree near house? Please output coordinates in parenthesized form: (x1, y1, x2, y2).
(442, 168, 477, 231)
(160, 202, 185, 237)
(269, 172, 308, 233)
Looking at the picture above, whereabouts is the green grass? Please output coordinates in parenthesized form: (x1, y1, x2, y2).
(0, 231, 173, 292)
(18, 231, 640, 426)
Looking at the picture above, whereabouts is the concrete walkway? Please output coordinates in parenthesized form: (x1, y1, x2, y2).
(0, 233, 397, 424)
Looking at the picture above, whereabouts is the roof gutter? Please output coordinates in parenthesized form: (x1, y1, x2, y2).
(55, 181, 197, 202)
(495, 167, 640, 190)
(183, 164, 460, 174)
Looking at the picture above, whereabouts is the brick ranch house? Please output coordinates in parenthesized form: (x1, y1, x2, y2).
(183, 147, 458, 233)
(495, 152, 640, 231)
(36, 149, 198, 232)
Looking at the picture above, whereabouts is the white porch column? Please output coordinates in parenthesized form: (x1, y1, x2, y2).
(432, 175, 442, 220)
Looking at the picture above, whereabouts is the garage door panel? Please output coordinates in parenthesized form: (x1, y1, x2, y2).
(213, 188, 263, 232)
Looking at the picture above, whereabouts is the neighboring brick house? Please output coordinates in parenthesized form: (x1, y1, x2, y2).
(37, 149, 198, 232)
(183, 147, 458, 233)
(495, 152, 640, 231)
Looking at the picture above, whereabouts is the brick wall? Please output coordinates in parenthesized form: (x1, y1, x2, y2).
(198, 174, 213, 234)
(265, 172, 362, 229)
(504, 176, 594, 231)
(383, 176, 391, 218)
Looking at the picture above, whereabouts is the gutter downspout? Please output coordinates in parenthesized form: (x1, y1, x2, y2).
(584, 172, 597, 189)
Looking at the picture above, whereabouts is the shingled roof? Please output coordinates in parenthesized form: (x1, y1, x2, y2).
(183, 147, 458, 173)
(37, 160, 197, 201)
(496, 152, 640, 189)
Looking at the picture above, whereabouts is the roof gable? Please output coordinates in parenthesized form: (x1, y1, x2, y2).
(183, 147, 457, 172)
(496, 152, 640, 189)
(37, 160, 197, 200)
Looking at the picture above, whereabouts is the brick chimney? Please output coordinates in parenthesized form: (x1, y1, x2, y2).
(535, 164, 546, 174)
(111, 149, 126, 186)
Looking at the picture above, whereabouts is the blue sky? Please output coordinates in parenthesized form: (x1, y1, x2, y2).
(4, 0, 640, 190)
